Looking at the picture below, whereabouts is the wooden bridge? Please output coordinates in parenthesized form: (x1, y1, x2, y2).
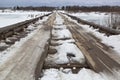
(0, 12, 120, 80)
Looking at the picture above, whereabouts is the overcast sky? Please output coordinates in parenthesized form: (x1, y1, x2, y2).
(0, 0, 120, 7)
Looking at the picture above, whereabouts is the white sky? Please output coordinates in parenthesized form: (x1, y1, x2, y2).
(0, 0, 120, 7)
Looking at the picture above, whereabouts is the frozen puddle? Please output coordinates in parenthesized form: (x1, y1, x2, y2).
(45, 13, 85, 65)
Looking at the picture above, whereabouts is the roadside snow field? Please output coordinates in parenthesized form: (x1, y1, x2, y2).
(69, 12, 109, 27)
(0, 10, 50, 28)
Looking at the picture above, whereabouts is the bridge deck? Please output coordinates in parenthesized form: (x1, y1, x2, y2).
(62, 15, 120, 74)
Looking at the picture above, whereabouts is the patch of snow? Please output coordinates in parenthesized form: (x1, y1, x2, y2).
(47, 42, 85, 64)
(40, 68, 119, 80)
(51, 39, 75, 45)
(53, 25, 67, 29)
(57, 10, 66, 13)
(36, 16, 49, 24)
(0, 42, 8, 47)
(54, 13, 64, 25)
(27, 24, 36, 31)
(52, 28, 72, 39)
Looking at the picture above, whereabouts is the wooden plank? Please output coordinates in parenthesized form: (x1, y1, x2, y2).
(0, 27, 50, 80)
(43, 63, 89, 69)
(62, 15, 120, 74)
(72, 26, 120, 73)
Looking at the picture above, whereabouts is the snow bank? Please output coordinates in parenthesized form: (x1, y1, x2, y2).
(79, 24, 120, 55)
(47, 43, 85, 64)
(40, 68, 119, 80)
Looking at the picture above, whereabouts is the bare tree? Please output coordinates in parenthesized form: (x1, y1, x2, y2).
(105, 12, 120, 30)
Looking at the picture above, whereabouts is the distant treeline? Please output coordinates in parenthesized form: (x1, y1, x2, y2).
(13, 6, 57, 11)
(12, 6, 120, 12)
(61, 6, 120, 12)
(0, 7, 11, 10)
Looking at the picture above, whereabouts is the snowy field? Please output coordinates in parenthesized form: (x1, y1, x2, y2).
(69, 12, 110, 27)
(0, 10, 50, 28)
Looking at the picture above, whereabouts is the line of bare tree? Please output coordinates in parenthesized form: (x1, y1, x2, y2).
(13, 6, 57, 11)
(105, 13, 120, 30)
(61, 6, 120, 12)
(12, 6, 120, 12)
